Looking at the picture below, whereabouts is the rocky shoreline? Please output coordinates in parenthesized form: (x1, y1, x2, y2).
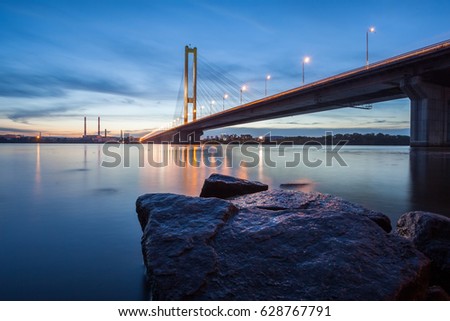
(136, 174, 449, 300)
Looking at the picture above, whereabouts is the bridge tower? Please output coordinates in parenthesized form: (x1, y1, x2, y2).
(184, 45, 197, 124)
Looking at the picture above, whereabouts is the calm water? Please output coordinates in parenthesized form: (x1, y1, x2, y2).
(0, 143, 449, 300)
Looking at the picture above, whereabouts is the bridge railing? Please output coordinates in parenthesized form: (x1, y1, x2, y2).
(368, 39, 450, 69)
(260, 39, 450, 102)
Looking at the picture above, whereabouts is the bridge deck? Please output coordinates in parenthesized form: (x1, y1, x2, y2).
(142, 40, 450, 143)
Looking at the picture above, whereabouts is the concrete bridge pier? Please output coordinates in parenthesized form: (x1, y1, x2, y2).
(401, 76, 450, 147)
(173, 130, 203, 144)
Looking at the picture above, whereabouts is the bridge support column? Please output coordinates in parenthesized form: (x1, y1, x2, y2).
(187, 130, 203, 144)
(401, 76, 450, 147)
(172, 130, 203, 144)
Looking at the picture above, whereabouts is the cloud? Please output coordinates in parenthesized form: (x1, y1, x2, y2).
(198, 3, 273, 34)
(7, 106, 72, 123)
(286, 121, 322, 125)
(0, 70, 140, 98)
(121, 98, 136, 105)
(0, 126, 39, 134)
(0, 73, 65, 98)
(60, 73, 139, 96)
(362, 119, 409, 126)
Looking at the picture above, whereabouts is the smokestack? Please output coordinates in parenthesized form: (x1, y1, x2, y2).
(84, 117, 87, 136)
(98, 116, 100, 136)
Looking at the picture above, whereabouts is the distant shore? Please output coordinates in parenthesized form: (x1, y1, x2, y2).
(0, 132, 410, 145)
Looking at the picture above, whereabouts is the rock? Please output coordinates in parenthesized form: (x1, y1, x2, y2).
(136, 193, 238, 300)
(137, 190, 429, 300)
(425, 286, 449, 300)
(397, 211, 450, 292)
(199, 173, 268, 199)
(230, 189, 392, 233)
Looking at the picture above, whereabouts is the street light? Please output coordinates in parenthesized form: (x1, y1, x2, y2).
(302, 56, 310, 85)
(265, 75, 271, 96)
(240, 85, 247, 104)
(223, 94, 228, 110)
(210, 100, 215, 114)
(366, 26, 375, 67)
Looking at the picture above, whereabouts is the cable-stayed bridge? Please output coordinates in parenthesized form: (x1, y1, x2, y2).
(141, 41, 450, 147)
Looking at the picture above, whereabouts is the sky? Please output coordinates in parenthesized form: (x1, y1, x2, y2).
(0, 0, 449, 137)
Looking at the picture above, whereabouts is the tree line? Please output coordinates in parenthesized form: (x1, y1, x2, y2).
(273, 133, 410, 145)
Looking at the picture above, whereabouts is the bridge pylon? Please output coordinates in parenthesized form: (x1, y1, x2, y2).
(184, 45, 197, 124)
(401, 76, 450, 147)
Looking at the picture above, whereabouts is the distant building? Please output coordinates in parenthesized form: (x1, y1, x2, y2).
(1, 134, 22, 140)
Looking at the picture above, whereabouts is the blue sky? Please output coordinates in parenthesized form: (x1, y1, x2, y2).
(0, 0, 449, 137)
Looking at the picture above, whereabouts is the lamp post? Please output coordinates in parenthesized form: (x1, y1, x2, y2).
(222, 94, 228, 110)
(366, 26, 375, 67)
(302, 56, 310, 85)
(240, 85, 247, 104)
(210, 100, 215, 114)
(265, 75, 271, 96)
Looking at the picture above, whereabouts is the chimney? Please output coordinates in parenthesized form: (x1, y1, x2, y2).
(98, 116, 100, 136)
(84, 117, 87, 137)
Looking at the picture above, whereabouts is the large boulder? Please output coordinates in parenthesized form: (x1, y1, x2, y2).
(136, 193, 238, 300)
(199, 173, 268, 199)
(397, 211, 450, 292)
(136, 190, 429, 300)
(230, 189, 392, 232)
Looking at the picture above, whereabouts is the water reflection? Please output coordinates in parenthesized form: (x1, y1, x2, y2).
(2, 143, 450, 300)
(84, 144, 87, 168)
(280, 179, 316, 193)
(34, 143, 41, 195)
(409, 148, 450, 215)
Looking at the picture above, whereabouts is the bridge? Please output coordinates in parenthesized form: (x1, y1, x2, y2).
(141, 40, 450, 147)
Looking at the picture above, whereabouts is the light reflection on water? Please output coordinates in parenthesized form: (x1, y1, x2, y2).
(0, 143, 449, 300)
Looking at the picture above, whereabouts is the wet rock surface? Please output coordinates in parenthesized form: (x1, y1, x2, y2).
(199, 173, 268, 199)
(136, 190, 430, 300)
(397, 211, 450, 293)
(136, 193, 238, 300)
(230, 189, 392, 232)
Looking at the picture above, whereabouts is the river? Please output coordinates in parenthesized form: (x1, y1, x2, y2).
(0, 143, 449, 300)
